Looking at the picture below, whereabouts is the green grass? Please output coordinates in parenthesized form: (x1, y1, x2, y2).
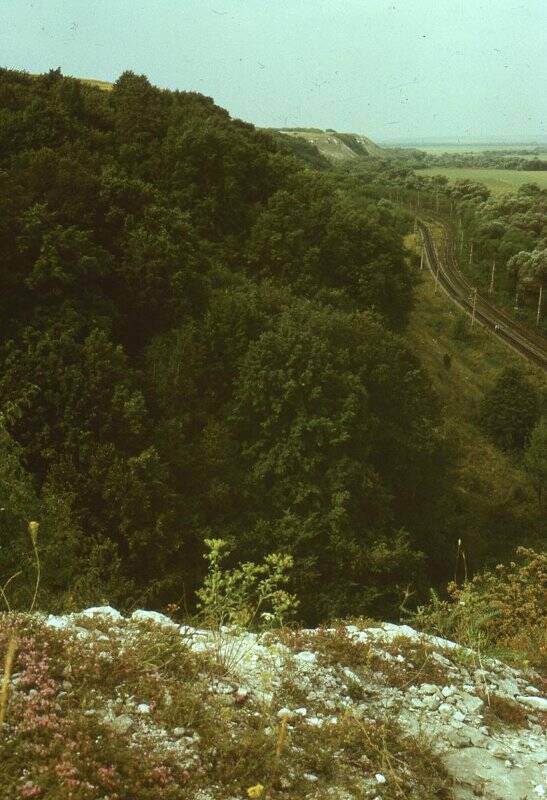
(498, 150, 547, 160)
(406, 229, 545, 411)
(416, 167, 547, 194)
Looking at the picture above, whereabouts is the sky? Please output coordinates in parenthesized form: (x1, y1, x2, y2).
(2, 0, 546, 143)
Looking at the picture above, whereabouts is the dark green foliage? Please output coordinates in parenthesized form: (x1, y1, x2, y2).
(335, 132, 370, 157)
(0, 416, 135, 610)
(451, 313, 471, 343)
(247, 172, 414, 327)
(0, 67, 456, 620)
(479, 367, 539, 451)
(523, 417, 547, 506)
(226, 301, 443, 619)
(415, 149, 547, 172)
(269, 130, 331, 171)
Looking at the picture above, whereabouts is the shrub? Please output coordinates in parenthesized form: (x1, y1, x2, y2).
(451, 312, 471, 343)
(196, 538, 298, 630)
(479, 366, 539, 451)
(413, 547, 547, 669)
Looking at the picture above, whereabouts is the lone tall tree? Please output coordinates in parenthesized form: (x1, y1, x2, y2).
(479, 366, 539, 451)
(508, 248, 546, 325)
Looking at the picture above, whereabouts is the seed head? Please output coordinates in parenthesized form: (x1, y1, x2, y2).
(28, 521, 39, 545)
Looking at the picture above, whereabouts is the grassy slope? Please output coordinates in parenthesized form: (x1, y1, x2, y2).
(277, 129, 383, 161)
(78, 77, 113, 91)
(405, 234, 545, 407)
(405, 231, 545, 563)
(416, 166, 547, 195)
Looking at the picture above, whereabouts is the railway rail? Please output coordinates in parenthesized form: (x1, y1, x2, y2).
(418, 220, 547, 372)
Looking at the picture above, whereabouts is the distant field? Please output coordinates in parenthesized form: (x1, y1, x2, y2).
(394, 143, 547, 155)
(499, 151, 547, 160)
(416, 166, 547, 195)
(78, 77, 113, 91)
(31, 73, 114, 91)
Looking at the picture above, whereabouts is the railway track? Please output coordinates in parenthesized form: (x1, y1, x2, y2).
(418, 220, 547, 372)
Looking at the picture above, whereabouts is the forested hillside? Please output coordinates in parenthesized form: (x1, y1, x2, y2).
(0, 68, 541, 622)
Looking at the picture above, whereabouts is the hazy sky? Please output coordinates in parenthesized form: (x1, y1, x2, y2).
(2, 0, 546, 142)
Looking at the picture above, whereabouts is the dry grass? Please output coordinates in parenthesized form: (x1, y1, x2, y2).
(30, 74, 113, 91)
(0, 636, 17, 730)
(478, 691, 528, 728)
(299, 713, 453, 799)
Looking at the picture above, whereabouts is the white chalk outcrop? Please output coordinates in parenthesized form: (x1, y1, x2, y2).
(39, 609, 546, 800)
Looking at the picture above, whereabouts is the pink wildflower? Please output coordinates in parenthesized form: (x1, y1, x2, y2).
(20, 782, 42, 798)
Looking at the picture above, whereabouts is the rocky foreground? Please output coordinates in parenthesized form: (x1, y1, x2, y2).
(1, 608, 545, 799)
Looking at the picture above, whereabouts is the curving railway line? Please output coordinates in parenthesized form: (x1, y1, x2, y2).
(418, 220, 547, 372)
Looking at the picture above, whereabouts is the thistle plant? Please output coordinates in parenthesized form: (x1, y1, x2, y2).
(0, 520, 41, 734)
(28, 521, 40, 613)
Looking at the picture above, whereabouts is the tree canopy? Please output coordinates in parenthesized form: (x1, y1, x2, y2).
(2, 67, 529, 621)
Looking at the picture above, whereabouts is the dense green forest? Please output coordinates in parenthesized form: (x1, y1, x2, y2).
(0, 69, 543, 622)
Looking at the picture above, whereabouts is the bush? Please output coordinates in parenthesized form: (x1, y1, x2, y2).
(479, 366, 539, 451)
(196, 538, 298, 630)
(451, 312, 471, 343)
(413, 547, 547, 669)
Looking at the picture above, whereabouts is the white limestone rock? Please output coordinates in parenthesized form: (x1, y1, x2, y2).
(81, 606, 123, 620)
(131, 609, 179, 628)
(518, 696, 547, 712)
